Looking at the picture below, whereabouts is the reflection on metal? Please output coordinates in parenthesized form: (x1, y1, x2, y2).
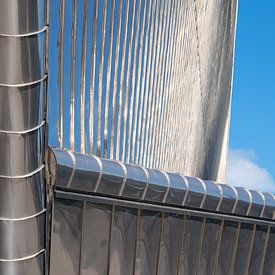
(2, 0, 275, 275)
(48, 147, 275, 275)
(0, 0, 47, 274)
(50, 148, 275, 220)
(48, 0, 238, 182)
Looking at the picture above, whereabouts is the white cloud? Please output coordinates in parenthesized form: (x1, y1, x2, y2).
(227, 149, 275, 193)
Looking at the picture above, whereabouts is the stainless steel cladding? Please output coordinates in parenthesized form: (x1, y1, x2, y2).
(0, 0, 47, 274)
(48, 0, 238, 182)
(49, 148, 275, 275)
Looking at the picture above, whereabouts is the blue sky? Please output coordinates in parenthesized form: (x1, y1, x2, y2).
(228, 1, 275, 192)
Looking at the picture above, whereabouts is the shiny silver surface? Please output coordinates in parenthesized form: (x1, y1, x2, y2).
(0, 0, 47, 273)
(51, 189, 275, 275)
(48, 0, 238, 183)
(50, 148, 275, 220)
(0, 32, 45, 85)
(0, 251, 45, 275)
(49, 148, 275, 274)
(0, 0, 45, 35)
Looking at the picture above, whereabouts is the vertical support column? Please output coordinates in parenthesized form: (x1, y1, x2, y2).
(0, 0, 47, 274)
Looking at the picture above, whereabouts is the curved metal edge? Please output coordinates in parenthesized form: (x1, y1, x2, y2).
(160, 170, 170, 203)
(0, 26, 47, 38)
(117, 161, 127, 196)
(0, 75, 47, 88)
(176, 173, 190, 206)
(0, 209, 46, 222)
(0, 249, 45, 263)
(0, 165, 44, 179)
(49, 148, 275, 220)
(197, 178, 207, 208)
(0, 121, 45, 135)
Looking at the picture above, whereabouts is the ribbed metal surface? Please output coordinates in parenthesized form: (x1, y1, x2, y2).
(0, 0, 47, 274)
(48, 148, 275, 275)
(48, 0, 237, 182)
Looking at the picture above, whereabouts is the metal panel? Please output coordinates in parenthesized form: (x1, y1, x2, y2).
(47, 0, 238, 183)
(233, 223, 255, 275)
(0, 127, 43, 176)
(81, 202, 112, 275)
(0, 0, 45, 35)
(0, 251, 45, 275)
(109, 206, 137, 275)
(0, 81, 44, 132)
(50, 198, 82, 275)
(178, 215, 204, 274)
(0, 212, 45, 260)
(157, 213, 185, 275)
(135, 210, 161, 275)
(0, 32, 45, 85)
(216, 221, 240, 275)
(199, 218, 222, 275)
(248, 225, 269, 275)
(0, 171, 45, 219)
(51, 148, 275, 221)
(0, 1, 47, 273)
(262, 227, 275, 275)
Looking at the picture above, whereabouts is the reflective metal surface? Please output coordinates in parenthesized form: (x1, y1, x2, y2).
(50, 148, 275, 220)
(49, 148, 275, 275)
(48, 0, 238, 183)
(0, 0, 45, 35)
(0, 1, 47, 273)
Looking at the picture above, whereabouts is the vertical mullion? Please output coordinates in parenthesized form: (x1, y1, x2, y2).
(80, 0, 89, 154)
(127, 0, 142, 164)
(97, 0, 107, 156)
(58, 0, 65, 148)
(89, 0, 98, 155)
(154, 0, 173, 169)
(116, 0, 130, 160)
(134, 0, 151, 164)
(258, 226, 271, 275)
(78, 201, 86, 275)
(133, 208, 141, 275)
(107, 205, 115, 275)
(195, 217, 206, 275)
(110, 0, 123, 160)
(70, 0, 77, 151)
(104, 0, 115, 158)
(244, 224, 257, 275)
(213, 219, 224, 275)
(229, 222, 241, 275)
(122, 0, 136, 162)
(149, 0, 168, 168)
(140, 0, 157, 166)
(176, 213, 186, 275)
